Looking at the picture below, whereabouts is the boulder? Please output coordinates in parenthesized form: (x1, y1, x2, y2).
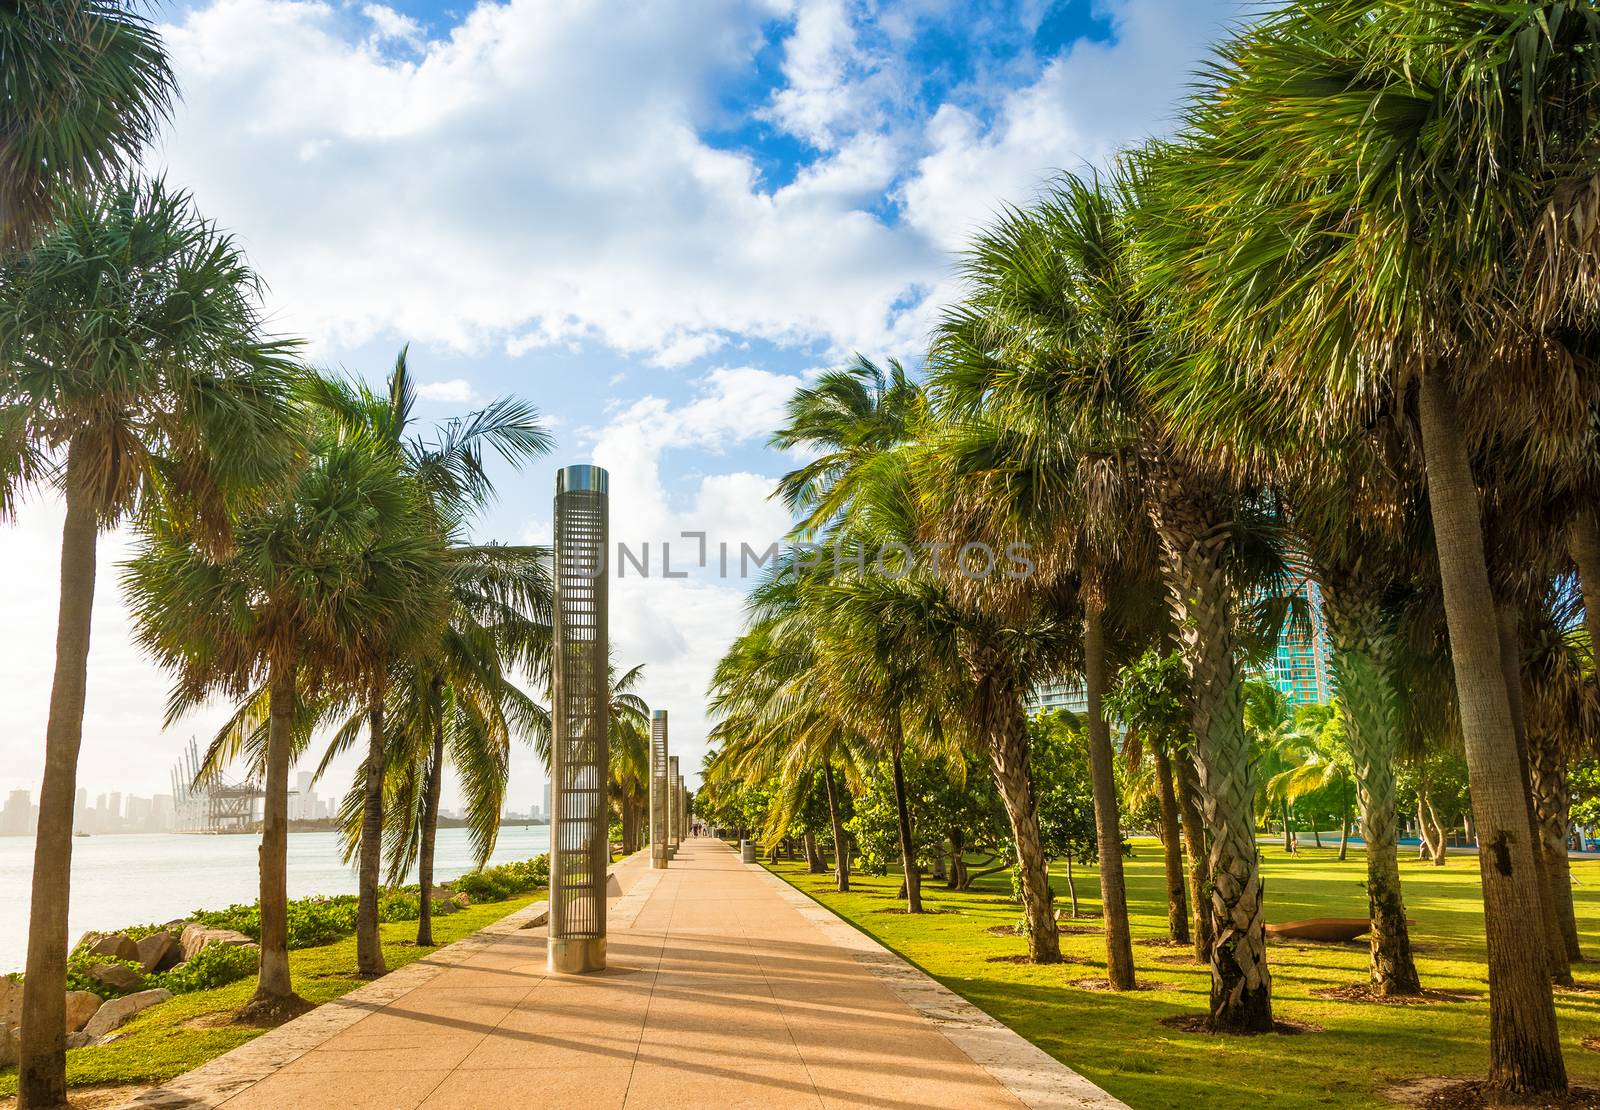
(0, 975, 20, 1026)
(180, 924, 255, 962)
(0, 1022, 17, 1069)
(89, 962, 143, 993)
(64, 990, 102, 1032)
(136, 931, 179, 973)
(81, 988, 171, 1038)
(65, 1030, 97, 1050)
(450, 892, 471, 908)
(85, 933, 140, 963)
(433, 899, 457, 916)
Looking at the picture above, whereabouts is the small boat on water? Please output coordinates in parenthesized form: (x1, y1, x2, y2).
(74, 831, 90, 838)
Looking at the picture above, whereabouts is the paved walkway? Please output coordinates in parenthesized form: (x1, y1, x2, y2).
(133, 839, 1121, 1109)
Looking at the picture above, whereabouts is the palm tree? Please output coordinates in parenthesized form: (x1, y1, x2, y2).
(309, 350, 551, 976)
(605, 663, 651, 853)
(769, 358, 935, 915)
(1265, 703, 1355, 860)
(1, 1, 174, 249)
(930, 169, 1275, 1020)
(1162, 4, 1600, 1085)
(370, 542, 553, 946)
(0, 179, 298, 1108)
(125, 409, 446, 1016)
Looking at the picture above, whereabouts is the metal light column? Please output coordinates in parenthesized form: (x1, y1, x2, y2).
(667, 756, 681, 854)
(548, 464, 610, 974)
(680, 783, 689, 841)
(650, 710, 669, 870)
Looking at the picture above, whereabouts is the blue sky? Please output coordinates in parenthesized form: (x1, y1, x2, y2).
(0, 0, 1243, 813)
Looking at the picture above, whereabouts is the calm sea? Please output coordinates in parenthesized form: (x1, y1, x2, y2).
(0, 825, 551, 973)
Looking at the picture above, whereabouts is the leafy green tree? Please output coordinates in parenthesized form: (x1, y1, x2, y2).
(0, 180, 298, 1107)
(1030, 711, 1104, 917)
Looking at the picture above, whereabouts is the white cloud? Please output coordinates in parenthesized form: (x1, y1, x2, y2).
(155, 0, 937, 364)
(415, 378, 478, 403)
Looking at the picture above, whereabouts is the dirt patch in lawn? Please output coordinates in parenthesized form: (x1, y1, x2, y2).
(1136, 937, 1191, 949)
(0, 1085, 150, 1110)
(1383, 1077, 1600, 1108)
(1152, 953, 1204, 965)
(1071, 977, 1179, 992)
(1157, 1013, 1322, 1036)
(1312, 984, 1475, 1006)
(985, 953, 1098, 966)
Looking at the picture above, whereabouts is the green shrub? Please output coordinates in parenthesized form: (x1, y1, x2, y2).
(285, 897, 358, 947)
(450, 854, 548, 903)
(154, 942, 257, 994)
(63, 954, 144, 999)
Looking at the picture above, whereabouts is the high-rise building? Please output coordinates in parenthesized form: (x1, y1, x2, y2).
(74, 787, 88, 831)
(542, 780, 552, 823)
(1262, 577, 1334, 706)
(1025, 680, 1088, 716)
(1, 790, 31, 836)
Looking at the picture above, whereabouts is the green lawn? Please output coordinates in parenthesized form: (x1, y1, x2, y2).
(764, 844, 1600, 1109)
(0, 892, 545, 1103)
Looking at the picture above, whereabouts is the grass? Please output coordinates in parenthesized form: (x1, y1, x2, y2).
(764, 842, 1600, 1109)
(0, 891, 545, 1102)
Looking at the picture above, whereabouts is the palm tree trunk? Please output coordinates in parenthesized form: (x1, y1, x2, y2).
(1529, 734, 1582, 964)
(356, 686, 389, 979)
(416, 680, 445, 948)
(1326, 592, 1423, 994)
(1338, 781, 1350, 862)
(1568, 511, 1600, 672)
(1150, 483, 1272, 1032)
(19, 470, 97, 1110)
(1175, 756, 1214, 965)
(823, 761, 850, 892)
(1416, 371, 1565, 1094)
(889, 733, 922, 914)
(249, 657, 300, 1009)
(1083, 587, 1135, 989)
(804, 828, 826, 874)
(983, 691, 1060, 963)
(1153, 744, 1190, 946)
(1310, 821, 1322, 850)
(1283, 800, 1294, 853)
(1493, 600, 1571, 986)
(1064, 855, 1078, 918)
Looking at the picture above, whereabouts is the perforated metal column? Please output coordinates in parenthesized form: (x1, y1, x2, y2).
(650, 710, 669, 870)
(668, 756, 681, 853)
(680, 783, 689, 841)
(549, 464, 609, 974)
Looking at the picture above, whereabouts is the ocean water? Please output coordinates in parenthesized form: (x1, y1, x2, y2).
(0, 825, 551, 973)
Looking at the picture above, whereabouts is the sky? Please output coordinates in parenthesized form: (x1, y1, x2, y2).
(0, 0, 1243, 816)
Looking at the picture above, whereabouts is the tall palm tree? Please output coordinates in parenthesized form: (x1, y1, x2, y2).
(769, 358, 935, 915)
(1265, 702, 1355, 860)
(369, 541, 552, 946)
(1162, 4, 1600, 1086)
(1, 0, 174, 249)
(931, 168, 1277, 1021)
(0, 179, 298, 1108)
(125, 411, 445, 1016)
(310, 350, 551, 976)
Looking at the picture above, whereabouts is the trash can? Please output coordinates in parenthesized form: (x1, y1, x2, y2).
(740, 840, 758, 863)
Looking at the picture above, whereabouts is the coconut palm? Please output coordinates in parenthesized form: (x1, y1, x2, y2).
(0, 179, 298, 1108)
(1265, 702, 1355, 859)
(1, 0, 175, 249)
(124, 409, 446, 1015)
